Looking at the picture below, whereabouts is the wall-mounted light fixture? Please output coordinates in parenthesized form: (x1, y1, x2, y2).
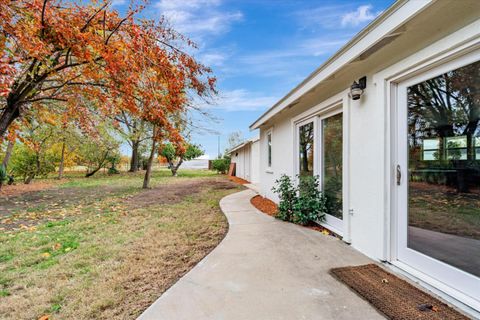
(349, 76, 367, 100)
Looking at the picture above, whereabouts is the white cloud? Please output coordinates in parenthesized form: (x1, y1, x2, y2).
(295, 4, 381, 30)
(207, 89, 278, 112)
(230, 36, 349, 78)
(341, 5, 381, 27)
(111, 0, 126, 6)
(155, 0, 242, 39)
(199, 52, 228, 67)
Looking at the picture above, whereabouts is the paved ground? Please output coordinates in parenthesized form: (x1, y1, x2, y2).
(139, 189, 384, 320)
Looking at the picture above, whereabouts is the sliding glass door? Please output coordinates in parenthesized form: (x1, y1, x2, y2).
(296, 108, 344, 233)
(395, 56, 480, 308)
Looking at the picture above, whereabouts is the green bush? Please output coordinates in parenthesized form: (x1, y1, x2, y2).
(271, 174, 296, 222)
(0, 164, 7, 187)
(272, 174, 327, 226)
(293, 175, 327, 225)
(211, 158, 230, 174)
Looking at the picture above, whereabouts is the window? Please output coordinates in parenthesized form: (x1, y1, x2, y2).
(445, 136, 467, 160)
(476, 136, 480, 160)
(298, 122, 314, 176)
(422, 138, 440, 161)
(267, 131, 272, 168)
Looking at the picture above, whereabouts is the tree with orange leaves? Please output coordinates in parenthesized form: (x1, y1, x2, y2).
(0, 0, 216, 144)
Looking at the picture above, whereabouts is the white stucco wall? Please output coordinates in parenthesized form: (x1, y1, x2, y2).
(257, 16, 480, 263)
(250, 140, 260, 183)
(230, 139, 260, 183)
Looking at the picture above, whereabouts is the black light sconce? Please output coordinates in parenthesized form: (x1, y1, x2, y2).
(349, 76, 367, 100)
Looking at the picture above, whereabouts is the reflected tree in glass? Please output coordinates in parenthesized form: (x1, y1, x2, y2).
(322, 113, 343, 219)
(407, 59, 480, 277)
(299, 122, 314, 176)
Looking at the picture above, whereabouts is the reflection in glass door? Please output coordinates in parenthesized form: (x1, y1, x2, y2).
(298, 121, 315, 177)
(397, 58, 480, 306)
(322, 113, 343, 221)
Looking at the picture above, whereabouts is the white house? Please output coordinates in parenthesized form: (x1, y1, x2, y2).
(228, 137, 260, 183)
(250, 0, 480, 316)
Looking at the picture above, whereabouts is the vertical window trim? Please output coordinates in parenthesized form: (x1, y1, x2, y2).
(266, 129, 272, 170)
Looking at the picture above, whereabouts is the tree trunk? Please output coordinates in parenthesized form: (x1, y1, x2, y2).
(2, 140, 14, 169)
(85, 166, 102, 178)
(129, 140, 140, 172)
(0, 99, 20, 138)
(143, 126, 157, 189)
(25, 153, 41, 184)
(58, 141, 66, 179)
(85, 151, 109, 177)
(170, 158, 183, 177)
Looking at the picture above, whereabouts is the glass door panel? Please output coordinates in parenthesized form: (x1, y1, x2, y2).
(406, 59, 480, 278)
(322, 113, 343, 220)
(298, 122, 314, 177)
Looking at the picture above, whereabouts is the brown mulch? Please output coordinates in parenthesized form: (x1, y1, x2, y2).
(250, 195, 342, 238)
(330, 264, 471, 320)
(228, 176, 249, 185)
(250, 195, 278, 216)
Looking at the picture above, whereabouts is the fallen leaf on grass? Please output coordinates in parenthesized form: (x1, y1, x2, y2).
(38, 315, 50, 320)
(41, 252, 51, 258)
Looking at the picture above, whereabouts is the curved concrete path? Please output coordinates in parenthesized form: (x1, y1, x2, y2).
(139, 190, 384, 320)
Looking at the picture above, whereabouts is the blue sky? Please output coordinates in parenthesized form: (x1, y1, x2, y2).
(116, 0, 393, 158)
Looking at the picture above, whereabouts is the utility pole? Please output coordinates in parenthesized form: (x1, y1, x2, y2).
(217, 135, 221, 159)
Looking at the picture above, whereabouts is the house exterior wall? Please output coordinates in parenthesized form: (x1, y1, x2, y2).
(250, 140, 260, 183)
(257, 14, 480, 298)
(231, 140, 260, 183)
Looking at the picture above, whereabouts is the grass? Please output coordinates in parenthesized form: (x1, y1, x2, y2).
(409, 182, 480, 239)
(0, 169, 241, 319)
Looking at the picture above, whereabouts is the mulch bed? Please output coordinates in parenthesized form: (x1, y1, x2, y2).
(228, 176, 250, 185)
(250, 195, 341, 238)
(330, 264, 471, 320)
(250, 195, 278, 216)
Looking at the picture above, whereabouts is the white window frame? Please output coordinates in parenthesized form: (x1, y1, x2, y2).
(266, 128, 273, 172)
(293, 103, 345, 236)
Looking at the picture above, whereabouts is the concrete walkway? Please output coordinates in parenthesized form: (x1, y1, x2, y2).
(139, 190, 384, 320)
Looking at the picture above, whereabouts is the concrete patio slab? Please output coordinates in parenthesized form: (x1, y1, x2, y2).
(138, 190, 384, 320)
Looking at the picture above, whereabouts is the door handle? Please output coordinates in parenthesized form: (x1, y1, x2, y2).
(396, 165, 402, 185)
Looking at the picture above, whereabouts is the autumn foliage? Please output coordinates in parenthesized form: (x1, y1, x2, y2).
(0, 0, 216, 148)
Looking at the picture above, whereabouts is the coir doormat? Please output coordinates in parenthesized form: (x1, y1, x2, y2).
(330, 264, 471, 320)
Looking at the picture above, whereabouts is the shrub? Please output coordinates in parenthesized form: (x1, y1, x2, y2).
(212, 158, 230, 174)
(271, 174, 296, 222)
(293, 175, 327, 225)
(0, 164, 7, 188)
(272, 174, 327, 226)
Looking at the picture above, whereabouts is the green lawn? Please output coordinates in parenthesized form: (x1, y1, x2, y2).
(0, 170, 241, 319)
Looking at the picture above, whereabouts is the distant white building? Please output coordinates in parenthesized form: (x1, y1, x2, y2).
(227, 137, 260, 183)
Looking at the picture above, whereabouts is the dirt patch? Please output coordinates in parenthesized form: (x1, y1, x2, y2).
(331, 264, 470, 320)
(0, 185, 129, 231)
(228, 176, 249, 185)
(0, 181, 54, 197)
(125, 178, 239, 209)
(250, 195, 278, 216)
